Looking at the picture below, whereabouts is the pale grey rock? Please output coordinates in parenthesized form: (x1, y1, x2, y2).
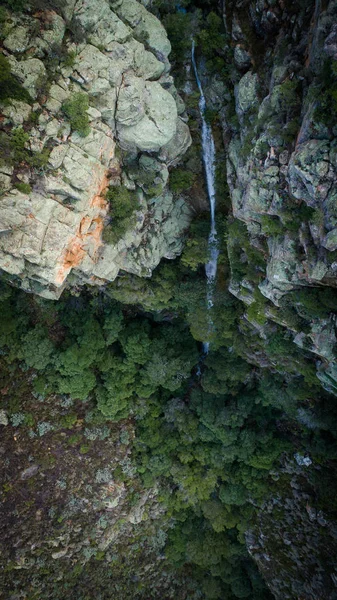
(287, 139, 332, 207)
(324, 23, 337, 60)
(134, 42, 165, 80)
(234, 45, 251, 70)
(111, 0, 171, 57)
(51, 549, 68, 559)
(115, 74, 145, 126)
(235, 71, 259, 118)
(72, 45, 111, 88)
(70, 125, 115, 165)
(48, 145, 68, 169)
(3, 25, 30, 53)
(41, 12, 66, 46)
(97, 89, 117, 129)
(48, 83, 70, 105)
(0, 410, 8, 426)
(0, 173, 12, 193)
(294, 453, 312, 467)
(117, 81, 177, 151)
(0, 0, 191, 299)
(45, 118, 60, 138)
(21, 465, 39, 479)
(159, 118, 192, 166)
(72, 0, 130, 47)
(323, 228, 337, 251)
(86, 106, 101, 120)
(317, 363, 337, 396)
(7, 56, 47, 100)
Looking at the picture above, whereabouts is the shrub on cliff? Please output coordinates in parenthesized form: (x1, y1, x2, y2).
(103, 186, 139, 245)
(0, 54, 32, 104)
(169, 168, 195, 194)
(62, 93, 90, 137)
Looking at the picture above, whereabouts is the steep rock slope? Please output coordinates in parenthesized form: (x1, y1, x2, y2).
(211, 0, 337, 395)
(0, 0, 192, 298)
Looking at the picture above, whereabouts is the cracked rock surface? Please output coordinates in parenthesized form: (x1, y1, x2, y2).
(0, 0, 192, 299)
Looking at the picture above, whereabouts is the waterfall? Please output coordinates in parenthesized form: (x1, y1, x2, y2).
(191, 41, 219, 354)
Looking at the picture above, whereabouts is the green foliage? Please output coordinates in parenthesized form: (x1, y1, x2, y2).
(246, 289, 268, 326)
(103, 185, 139, 244)
(15, 182, 32, 194)
(181, 218, 210, 271)
(0, 54, 31, 104)
(196, 11, 232, 78)
(63, 50, 77, 68)
(163, 12, 194, 65)
(314, 59, 337, 127)
(10, 126, 29, 162)
(169, 168, 195, 194)
(0, 0, 27, 11)
(226, 219, 266, 284)
(2, 125, 50, 169)
(62, 93, 90, 137)
(260, 215, 285, 236)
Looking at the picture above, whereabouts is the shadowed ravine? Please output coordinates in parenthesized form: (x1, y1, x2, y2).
(191, 41, 219, 353)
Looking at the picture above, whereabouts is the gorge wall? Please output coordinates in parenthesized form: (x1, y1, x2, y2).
(0, 0, 191, 298)
(2, 1, 337, 600)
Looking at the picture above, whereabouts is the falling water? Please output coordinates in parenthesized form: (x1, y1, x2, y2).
(191, 41, 219, 355)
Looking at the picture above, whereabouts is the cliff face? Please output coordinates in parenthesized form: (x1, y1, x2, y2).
(206, 0, 337, 395)
(0, 0, 191, 299)
(208, 1, 337, 597)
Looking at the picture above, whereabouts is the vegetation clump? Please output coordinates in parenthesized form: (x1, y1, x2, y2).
(0, 54, 32, 104)
(62, 93, 90, 137)
(103, 186, 139, 245)
(15, 182, 32, 194)
(169, 168, 195, 194)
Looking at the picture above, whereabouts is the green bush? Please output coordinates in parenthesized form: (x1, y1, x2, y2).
(63, 50, 77, 68)
(246, 288, 268, 326)
(7, 127, 50, 168)
(10, 126, 30, 162)
(162, 12, 194, 65)
(15, 182, 32, 194)
(314, 60, 337, 127)
(260, 215, 285, 236)
(103, 186, 139, 244)
(62, 93, 90, 137)
(0, 54, 32, 104)
(169, 168, 195, 194)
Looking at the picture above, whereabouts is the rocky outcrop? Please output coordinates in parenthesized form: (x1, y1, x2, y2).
(0, 0, 191, 299)
(216, 0, 337, 392)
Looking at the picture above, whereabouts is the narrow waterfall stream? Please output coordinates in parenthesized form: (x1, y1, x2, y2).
(191, 41, 219, 354)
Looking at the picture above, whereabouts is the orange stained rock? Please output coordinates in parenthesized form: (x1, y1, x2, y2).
(55, 170, 110, 286)
(91, 171, 110, 209)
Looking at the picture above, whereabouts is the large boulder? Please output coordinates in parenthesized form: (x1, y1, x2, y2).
(117, 80, 178, 151)
(111, 0, 171, 57)
(235, 71, 259, 120)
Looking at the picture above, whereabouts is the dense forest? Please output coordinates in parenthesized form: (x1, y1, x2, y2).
(1, 0, 337, 598)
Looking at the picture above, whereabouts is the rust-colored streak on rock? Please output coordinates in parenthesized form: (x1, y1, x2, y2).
(62, 238, 86, 273)
(91, 172, 109, 209)
(55, 171, 110, 286)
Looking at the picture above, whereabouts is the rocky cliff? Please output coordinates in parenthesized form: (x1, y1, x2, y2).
(203, 0, 337, 397)
(205, 1, 337, 597)
(0, 0, 192, 299)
